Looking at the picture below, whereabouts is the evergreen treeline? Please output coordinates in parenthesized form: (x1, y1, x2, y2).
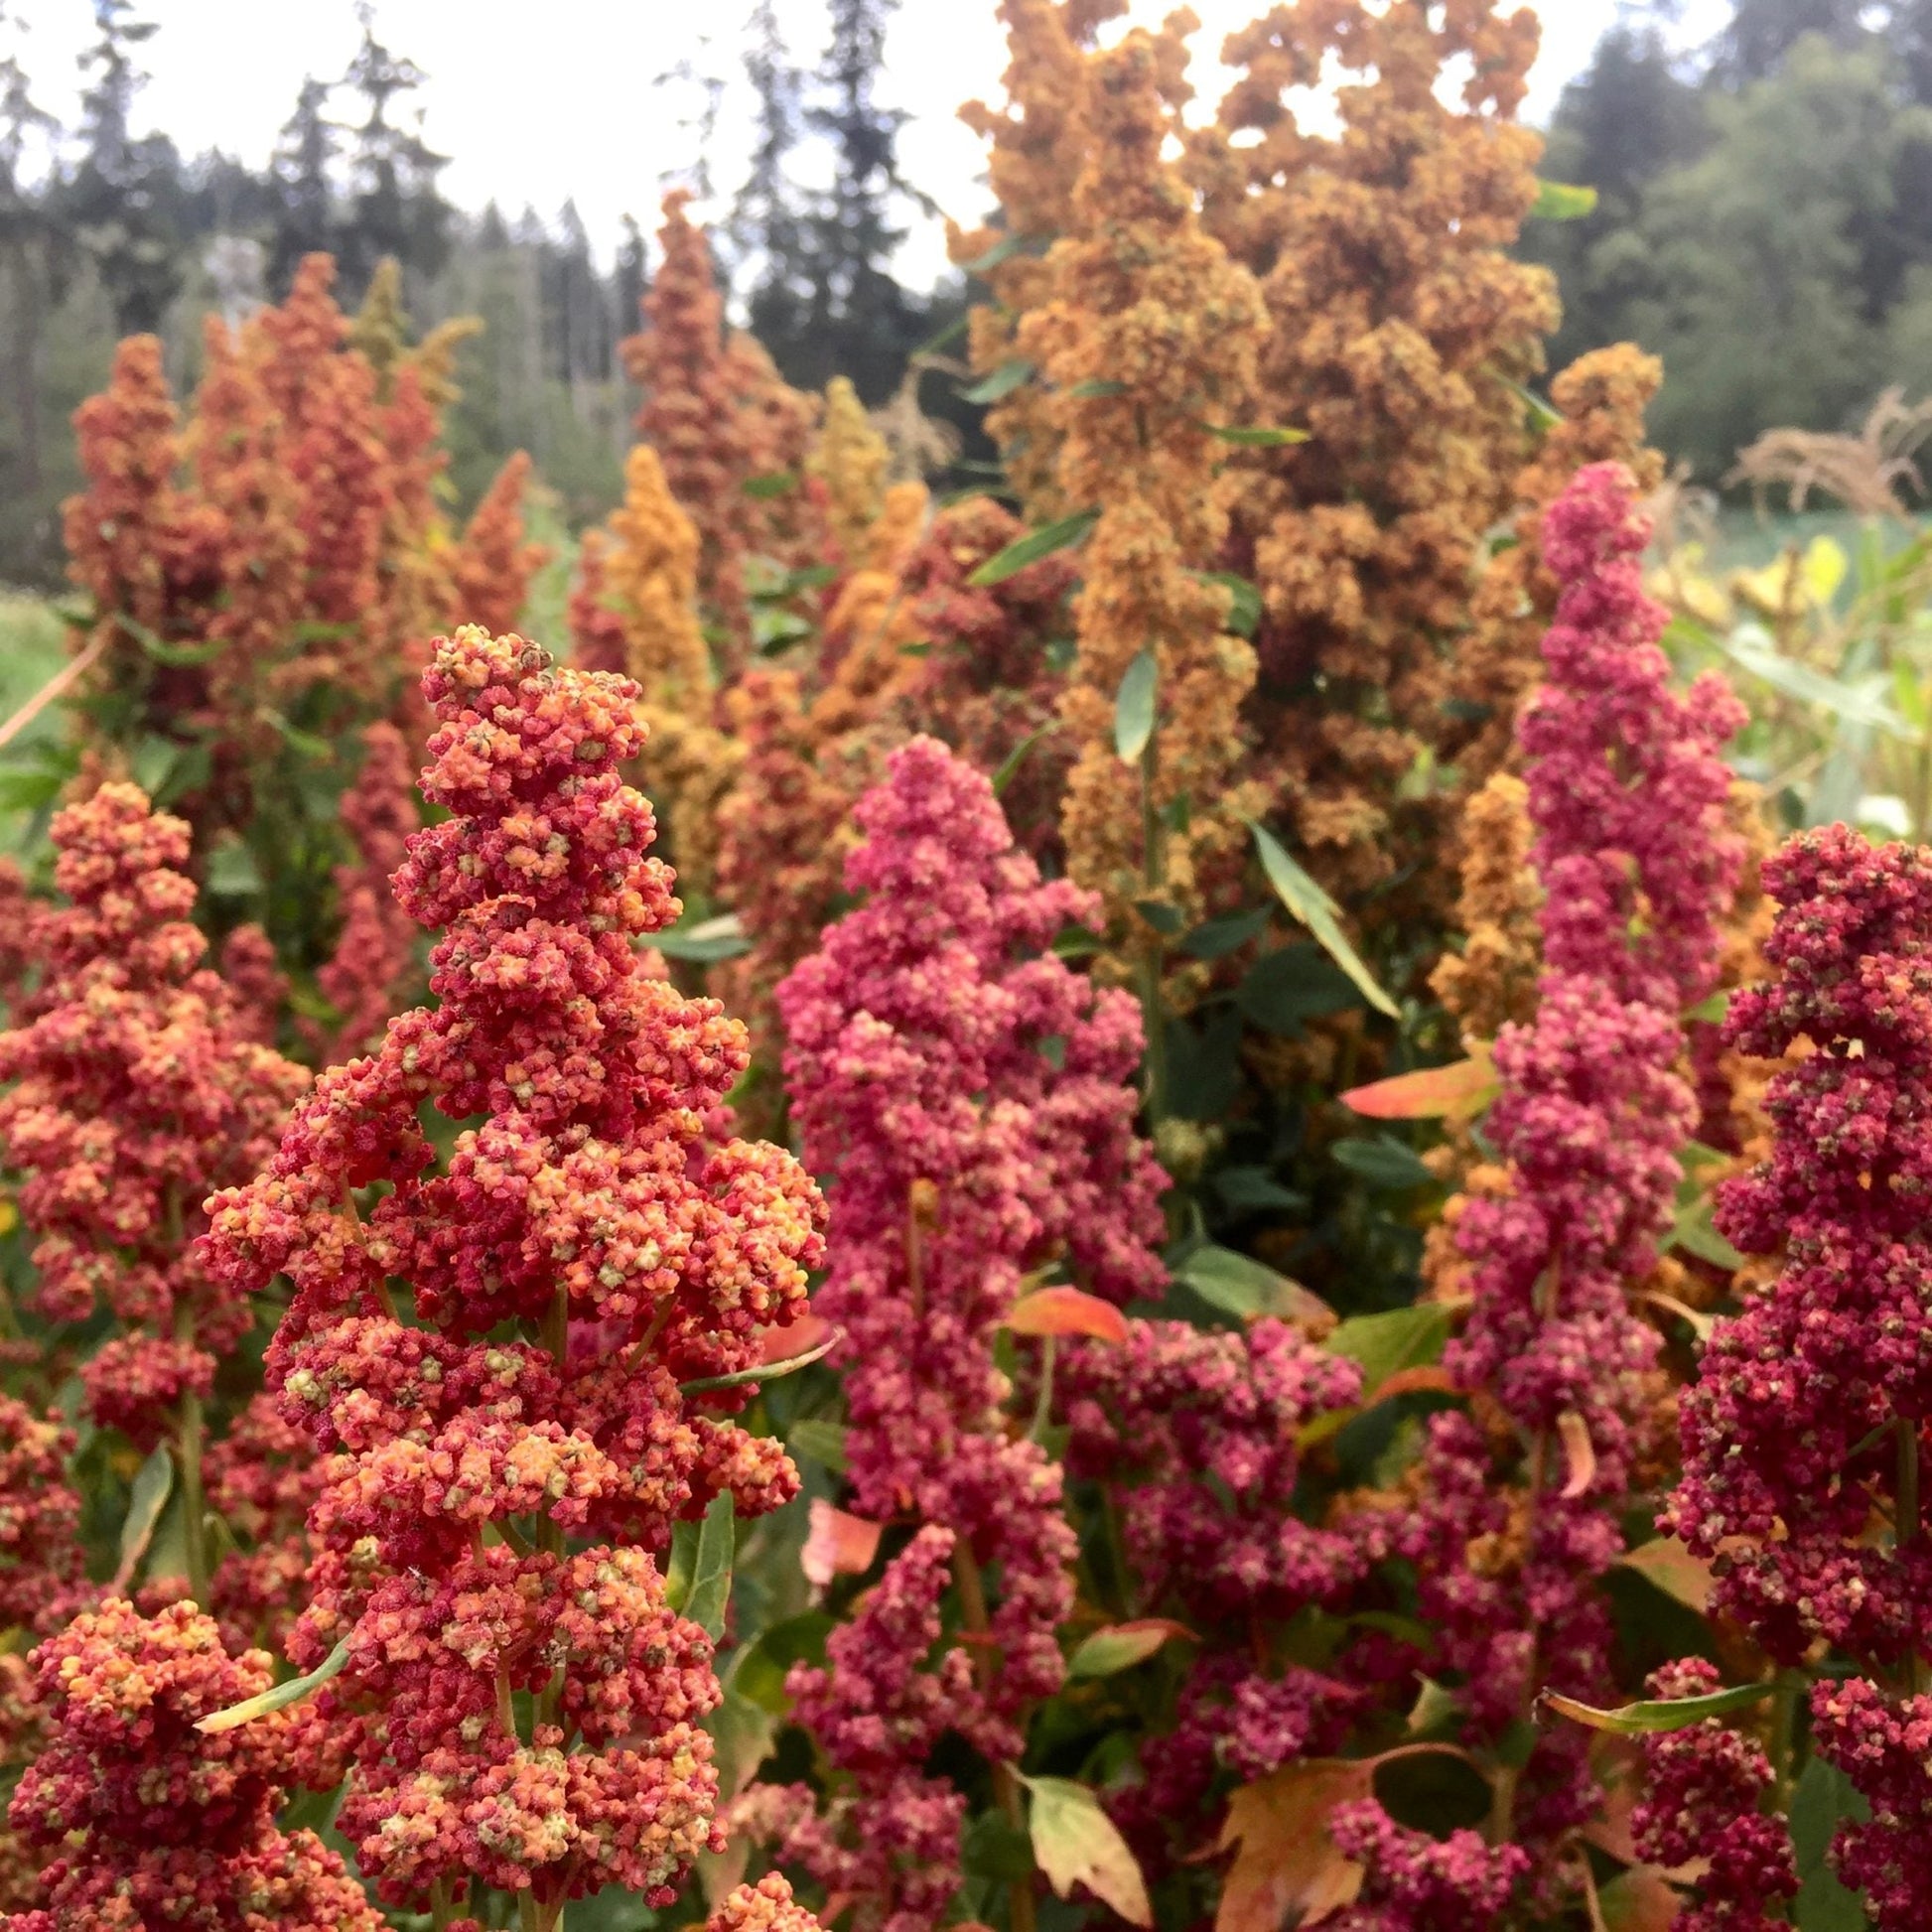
(1531, 0, 1932, 479)
(0, 0, 957, 587)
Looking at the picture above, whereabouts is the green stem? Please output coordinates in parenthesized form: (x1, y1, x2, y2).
(1029, 1336, 1057, 1443)
(165, 1189, 210, 1609)
(1136, 730, 1169, 1127)
(954, 1541, 1037, 1932)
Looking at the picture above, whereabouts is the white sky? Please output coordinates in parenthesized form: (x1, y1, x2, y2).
(1, 0, 1734, 282)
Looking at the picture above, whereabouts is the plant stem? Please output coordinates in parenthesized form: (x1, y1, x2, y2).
(954, 1540, 1037, 1932)
(1135, 728, 1168, 1126)
(163, 1189, 210, 1609)
(1901, 1415, 1924, 1697)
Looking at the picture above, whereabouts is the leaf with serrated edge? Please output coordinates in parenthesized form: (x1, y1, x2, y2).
(198, 1638, 350, 1733)
(1215, 1760, 1371, 1932)
(1023, 1774, 1153, 1927)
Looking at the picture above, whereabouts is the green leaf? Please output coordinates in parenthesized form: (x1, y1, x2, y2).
(1176, 1244, 1316, 1322)
(683, 1490, 735, 1641)
(1068, 1619, 1191, 1679)
(1491, 369, 1562, 433)
(1021, 1774, 1152, 1927)
(1181, 905, 1272, 960)
(706, 1684, 778, 1801)
(1132, 897, 1184, 935)
(1669, 1195, 1746, 1270)
(1211, 1167, 1307, 1214)
(115, 1445, 174, 1587)
(654, 912, 753, 963)
(1199, 422, 1310, 447)
(1542, 1680, 1776, 1735)
(205, 838, 263, 897)
(1530, 178, 1598, 220)
(968, 509, 1100, 588)
(1196, 570, 1263, 638)
(198, 1637, 350, 1733)
(119, 614, 223, 667)
(993, 722, 1060, 796)
(1114, 648, 1158, 762)
(1331, 1135, 1435, 1190)
(1246, 819, 1399, 1019)
(786, 1419, 849, 1473)
(1236, 942, 1360, 1035)
(964, 231, 1035, 274)
(261, 709, 333, 759)
(1685, 989, 1730, 1025)
(1722, 627, 1909, 735)
(963, 1812, 1035, 1883)
(962, 359, 1035, 405)
(1068, 378, 1128, 399)
(681, 1325, 841, 1393)
(1790, 1753, 1869, 1930)
(753, 607, 814, 654)
(742, 472, 796, 500)
(1325, 1304, 1452, 1395)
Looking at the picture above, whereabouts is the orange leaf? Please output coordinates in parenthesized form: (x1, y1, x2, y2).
(1374, 1365, 1457, 1401)
(1215, 1761, 1372, 1932)
(758, 1311, 833, 1364)
(1006, 1286, 1129, 1343)
(1340, 1049, 1496, 1122)
(801, 1501, 882, 1588)
(1558, 1409, 1596, 1500)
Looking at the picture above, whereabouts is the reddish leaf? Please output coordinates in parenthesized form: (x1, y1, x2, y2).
(758, 1311, 833, 1364)
(1006, 1286, 1129, 1343)
(1341, 1050, 1496, 1122)
(801, 1501, 882, 1588)
(1215, 1760, 1371, 1932)
(1374, 1365, 1457, 1401)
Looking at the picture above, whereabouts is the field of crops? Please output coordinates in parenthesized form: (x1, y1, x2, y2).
(0, 5, 1928, 1932)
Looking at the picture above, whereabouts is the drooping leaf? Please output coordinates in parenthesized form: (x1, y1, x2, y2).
(965, 231, 1035, 274)
(113, 1445, 174, 1590)
(1669, 1195, 1746, 1270)
(121, 614, 223, 667)
(800, 1500, 882, 1588)
(1006, 1286, 1129, 1343)
(1215, 1761, 1371, 1932)
(1324, 1304, 1453, 1396)
(1491, 369, 1562, 433)
(1721, 626, 1909, 736)
(1789, 1753, 1870, 1930)
(962, 359, 1035, 405)
(1199, 422, 1310, 447)
(198, 1638, 351, 1733)
(1068, 1619, 1194, 1679)
(683, 1491, 736, 1640)
(742, 472, 796, 500)
(1246, 819, 1399, 1018)
(968, 509, 1101, 588)
(1068, 378, 1128, 399)
(993, 722, 1060, 795)
(1558, 1409, 1595, 1500)
(679, 1324, 841, 1392)
(1542, 1680, 1775, 1735)
(1342, 1051, 1497, 1122)
(1114, 648, 1158, 763)
(1531, 178, 1599, 220)
(1022, 1774, 1153, 1927)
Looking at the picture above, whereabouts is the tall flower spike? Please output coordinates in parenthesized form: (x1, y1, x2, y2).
(1664, 825, 1932, 1928)
(1378, 463, 1745, 1904)
(766, 736, 1167, 1932)
(0, 1598, 384, 1932)
(202, 626, 825, 1928)
(0, 783, 309, 1454)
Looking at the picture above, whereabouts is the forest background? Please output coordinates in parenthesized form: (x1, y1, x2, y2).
(0, 0, 1928, 595)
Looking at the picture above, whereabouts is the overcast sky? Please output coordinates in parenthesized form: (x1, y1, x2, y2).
(1, 0, 1734, 280)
